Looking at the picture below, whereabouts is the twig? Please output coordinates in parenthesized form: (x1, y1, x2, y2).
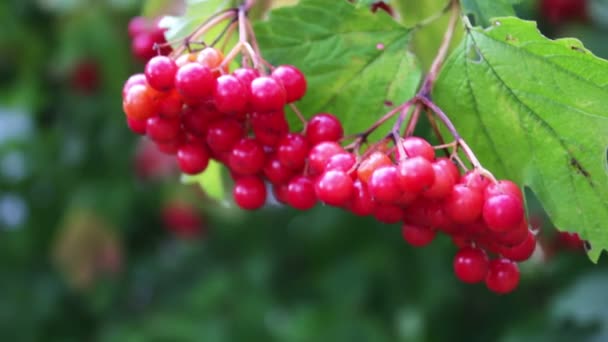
(170, 9, 237, 58)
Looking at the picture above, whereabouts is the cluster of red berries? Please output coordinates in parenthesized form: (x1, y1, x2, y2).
(121, 44, 531, 295)
(128, 16, 172, 62)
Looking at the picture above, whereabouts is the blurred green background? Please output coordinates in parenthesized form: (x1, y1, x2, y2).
(1, 0, 608, 341)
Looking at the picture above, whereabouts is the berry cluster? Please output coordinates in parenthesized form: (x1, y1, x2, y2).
(128, 16, 172, 62)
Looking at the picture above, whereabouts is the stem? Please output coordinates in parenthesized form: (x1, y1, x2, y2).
(391, 100, 415, 135)
(419, 0, 459, 96)
(416, 95, 460, 140)
(209, 18, 238, 47)
(243, 0, 256, 11)
(404, 104, 422, 137)
(289, 103, 308, 127)
(412, 0, 453, 30)
(171, 10, 237, 58)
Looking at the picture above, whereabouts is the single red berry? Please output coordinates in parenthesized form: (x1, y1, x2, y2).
(233, 176, 267, 210)
(435, 157, 461, 182)
(156, 90, 183, 119)
(286, 176, 317, 210)
(271, 65, 307, 103)
(444, 184, 483, 224)
(368, 165, 402, 203)
(123, 84, 158, 121)
(177, 144, 209, 174)
(126, 117, 147, 135)
(214, 74, 248, 114)
(251, 111, 289, 147)
(315, 170, 355, 207)
(402, 224, 436, 247)
(396, 136, 435, 161)
(494, 219, 529, 246)
(307, 141, 345, 176)
(128, 16, 149, 38)
(131, 32, 156, 62)
(484, 180, 523, 201)
(228, 138, 265, 176)
(263, 154, 295, 185)
(146, 116, 180, 142)
(250, 76, 286, 112)
(461, 170, 490, 192)
(175, 63, 216, 101)
(122, 73, 147, 98)
(557, 231, 585, 250)
(453, 246, 489, 284)
(181, 105, 222, 137)
(423, 160, 457, 199)
(357, 151, 393, 184)
(373, 204, 403, 224)
(485, 258, 520, 294)
(277, 133, 309, 171)
(482, 194, 524, 232)
(305, 113, 344, 145)
(499, 230, 536, 262)
(145, 56, 177, 91)
(206, 119, 245, 153)
(162, 200, 203, 239)
(397, 156, 435, 194)
(347, 180, 376, 216)
(324, 152, 356, 175)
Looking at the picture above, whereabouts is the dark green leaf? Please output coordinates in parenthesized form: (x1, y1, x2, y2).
(434, 17, 608, 261)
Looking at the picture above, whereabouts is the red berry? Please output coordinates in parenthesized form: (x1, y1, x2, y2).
(453, 246, 489, 284)
(233, 176, 267, 210)
(250, 76, 286, 112)
(228, 138, 265, 176)
(324, 153, 356, 175)
(175, 63, 216, 101)
(308, 142, 345, 176)
(205, 119, 245, 153)
(271, 65, 307, 103)
(482, 194, 524, 232)
(305, 113, 344, 145)
(557, 232, 585, 250)
(251, 111, 289, 147)
(177, 144, 209, 174)
(286, 176, 317, 210)
(126, 117, 147, 135)
(122, 73, 147, 98)
(485, 258, 520, 294)
(373, 204, 403, 224)
(499, 230, 536, 262)
(123, 84, 158, 121)
(146, 116, 180, 142)
(263, 154, 294, 185)
(315, 170, 354, 206)
(145, 56, 177, 91)
(214, 74, 248, 114)
(401, 224, 436, 247)
(397, 156, 435, 194)
(461, 170, 490, 192)
(347, 180, 375, 216)
(494, 219, 529, 246)
(128, 16, 149, 38)
(277, 133, 309, 171)
(357, 151, 393, 184)
(484, 180, 523, 201)
(162, 200, 203, 239)
(368, 165, 402, 203)
(156, 90, 183, 119)
(423, 160, 457, 199)
(435, 157, 461, 182)
(396, 136, 435, 161)
(444, 184, 483, 224)
(131, 32, 156, 61)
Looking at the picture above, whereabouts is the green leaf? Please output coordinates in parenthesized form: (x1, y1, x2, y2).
(433, 17, 608, 261)
(181, 159, 225, 201)
(161, 0, 235, 47)
(459, 0, 521, 27)
(255, 0, 421, 136)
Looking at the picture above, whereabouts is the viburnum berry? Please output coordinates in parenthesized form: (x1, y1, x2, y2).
(228, 138, 265, 176)
(499, 230, 536, 262)
(122, 73, 147, 98)
(177, 144, 210, 175)
(396, 136, 435, 161)
(145, 56, 178, 91)
(146, 116, 181, 142)
(397, 156, 435, 194)
(214, 74, 248, 114)
(305, 113, 344, 145)
(175, 63, 216, 101)
(128, 16, 148, 38)
(347, 180, 376, 216)
(251, 111, 289, 147)
(402, 224, 436, 247)
(357, 151, 393, 184)
(444, 184, 483, 224)
(205, 119, 245, 153)
(307, 141, 345, 176)
(271, 65, 307, 103)
(286, 176, 317, 210)
(482, 193, 524, 232)
(494, 219, 529, 246)
(250, 76, 286, 112)
(324, 152, 356, 175)
(453, 246, 489, 284)
(485, 258, 520, 294)
(126, 117, 147, 135)
(461, 170, 491, 192)
(484, 180, 523, 201)
(263, 154, 295, 185)
(123, 84, 158, 121)
(131, 33, 156, 62)
(557, 231, 585, 250)
(373, 204, 403, 224)
(423, 160, 457, 199)
(368, 165, 402, 203)
(277, 133, 309, 171)
(197, 47, 227, 75)
(315, 170, 354, 207)
(156, 90, 183, 119)
(233, 176, 267, 210)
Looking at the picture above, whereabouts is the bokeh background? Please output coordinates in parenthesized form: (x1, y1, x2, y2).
(1, 0, 608, 341)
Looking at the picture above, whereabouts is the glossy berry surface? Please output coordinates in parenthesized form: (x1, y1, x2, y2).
(177, 144, 209, 174)
(175, 63, 216, 100)
(315, 170, 354, 206)
(250, 76, 286, 112)
(214, 75, 248, 114)
(483, 194, 524, 232)
(286, 176, 317, 210)
(402, 224, 436, 247)
(485, 258, 520, 294)
(271, 65, 307, 103)
(145, 56, 178, 91)
(233, 176, 267, 210)
(306, 113, 344, 145)
(453, 246, 489, 284)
